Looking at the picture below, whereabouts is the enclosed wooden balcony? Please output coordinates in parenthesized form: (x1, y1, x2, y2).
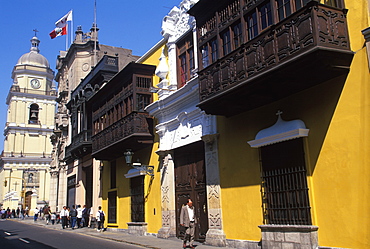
(89, 62, 156, 161)
(91, 112, 153, 160)
(192, 1, 353, 116)
(65, 130, 92, 159)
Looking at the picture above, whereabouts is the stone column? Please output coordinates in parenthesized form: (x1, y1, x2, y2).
(202, 134, 227, 247)
(48, 170, 59, 212)
(31, 189, 38, 213)
(57, 162, 67, 211)
(157, 151, 177, 238)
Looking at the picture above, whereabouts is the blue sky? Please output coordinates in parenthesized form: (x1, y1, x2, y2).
(0, 0, 182, 152)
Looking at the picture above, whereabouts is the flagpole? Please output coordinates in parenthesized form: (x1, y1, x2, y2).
(65, 25, 68, 50)
(94, 0, 97, 66)
(70, 10, 73, 47)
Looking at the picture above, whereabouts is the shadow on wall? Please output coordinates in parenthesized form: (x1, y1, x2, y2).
(218, 74, 348, 189)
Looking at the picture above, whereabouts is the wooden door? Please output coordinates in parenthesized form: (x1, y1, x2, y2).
(175, 141, 208, 242)
(24, 191, 32, 209)
(130, 176, 144, 222)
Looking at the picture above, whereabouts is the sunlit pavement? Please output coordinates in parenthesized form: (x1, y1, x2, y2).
(7, 217, 230, 249)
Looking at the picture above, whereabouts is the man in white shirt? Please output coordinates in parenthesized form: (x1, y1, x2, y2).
(59, 206, 69, 229)
(33, 207, 39, 222)
(96, 206, 105, 232)
(180, 199, 196, 249)
(76, 205, 83, 228)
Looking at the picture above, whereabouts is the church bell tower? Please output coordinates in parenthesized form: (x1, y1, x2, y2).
(0, 34, 56, 212)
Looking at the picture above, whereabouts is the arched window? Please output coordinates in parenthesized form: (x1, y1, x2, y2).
(28, 173, 34, 183)
(29, 103, 39, 124)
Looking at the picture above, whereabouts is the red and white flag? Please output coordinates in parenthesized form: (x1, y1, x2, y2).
(49, 10, 72, 39)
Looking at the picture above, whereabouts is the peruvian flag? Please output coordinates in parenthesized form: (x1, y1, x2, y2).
(49, 10, 72, 39)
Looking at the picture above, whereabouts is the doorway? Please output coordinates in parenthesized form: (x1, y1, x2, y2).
(24, 191, 32, 209)
(174, 141, 208, 242)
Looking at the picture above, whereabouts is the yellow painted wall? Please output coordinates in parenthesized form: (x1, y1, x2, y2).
(217, 1, 370, 247)
(102, 145, 162, 233)
(139, 43, 166, 102)
(137, 43, 165, 233)
(101, 42, 164, 233)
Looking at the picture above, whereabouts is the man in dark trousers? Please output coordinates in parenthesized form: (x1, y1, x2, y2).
(82, 205, 90, 227)
(180, 199, 196, 249)
(60, 206, 69, 229)
(69, 205, 77, 229)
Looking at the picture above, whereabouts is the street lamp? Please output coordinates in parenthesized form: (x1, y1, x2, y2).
(124, 149, 134, 166)
(124, 149, 154, 177)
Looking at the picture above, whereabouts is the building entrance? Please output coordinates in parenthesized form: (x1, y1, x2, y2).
(174, 141, 208, 242)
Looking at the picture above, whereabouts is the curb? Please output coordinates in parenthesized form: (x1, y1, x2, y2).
(11, 218, 158, 249)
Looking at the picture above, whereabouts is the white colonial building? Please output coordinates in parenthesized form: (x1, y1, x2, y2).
(145, 0, 226, 246)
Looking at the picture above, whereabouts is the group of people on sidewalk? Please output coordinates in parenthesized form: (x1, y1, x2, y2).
(59, 205, 105, 232)
(1, 203, 106, 233)
(3, 200, 196, 248)
(1, 206, 29, 219)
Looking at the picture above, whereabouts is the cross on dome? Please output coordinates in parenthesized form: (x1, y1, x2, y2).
(276, 110, 283, 116)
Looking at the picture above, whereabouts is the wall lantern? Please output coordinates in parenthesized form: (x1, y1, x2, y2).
(124, 149, 134, 166)
(124, 149, 154, 178)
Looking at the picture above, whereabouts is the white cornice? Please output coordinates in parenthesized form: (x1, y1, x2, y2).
(146, 76, 199, 122)
(2, 157, 52, 164)
(4, 126, 54, 136)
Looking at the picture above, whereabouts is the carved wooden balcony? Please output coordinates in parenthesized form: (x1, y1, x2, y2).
(91, 112, 153, 161)
(197, 2, 353, 116)
(65, 130, 92, 159)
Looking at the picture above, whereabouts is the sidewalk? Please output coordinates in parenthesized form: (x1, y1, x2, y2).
(12, 217, 229, 249)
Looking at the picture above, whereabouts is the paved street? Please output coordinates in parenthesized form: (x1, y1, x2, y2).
(0, 217, 230, 249)
(0, 218, 144, 249)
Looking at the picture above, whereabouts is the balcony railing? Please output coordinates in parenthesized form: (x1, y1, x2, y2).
(10, 85, 57, 96)
(92, 112, 153, 160)
(2, 152, 52, 158)
(197, 2, 353, 116)
(65, 130, 92, 159)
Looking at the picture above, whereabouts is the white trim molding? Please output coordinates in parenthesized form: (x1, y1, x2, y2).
(248, 111, 309, 148)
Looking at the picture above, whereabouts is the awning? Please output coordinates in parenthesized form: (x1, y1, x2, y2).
(248, 113, 309, 148)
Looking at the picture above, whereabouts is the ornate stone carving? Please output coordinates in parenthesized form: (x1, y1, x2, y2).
(155, 48, 169, 82)
(161, 0, 198, 43)
(158, 152, 177, 238)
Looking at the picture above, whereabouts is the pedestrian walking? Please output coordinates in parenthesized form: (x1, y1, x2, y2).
(45, 206, 51, 225)
(82, 205, 89, 227)
(1, 209, 6, 219)
(56, 212, 61, 224)
(33, 207, 39, 222)
(51, 212, 56, 225)
(16, 207, 20, 218)
(76, 205, 83, 228)
(6, 207, 10, 218)
(180, 199, 197, 249)
(20, 208, 25, 220)
(69, 205, 77, 229)
(96, 206, 105, 232)
(60, 206, 69, 229)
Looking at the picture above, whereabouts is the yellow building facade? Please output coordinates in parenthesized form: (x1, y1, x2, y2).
(188, 0, 370, 248)
(99, 41, 165, 234)
(0, 36, 56, 214)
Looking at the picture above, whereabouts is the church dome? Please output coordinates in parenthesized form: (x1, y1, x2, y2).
(17, 36, 50, 68)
